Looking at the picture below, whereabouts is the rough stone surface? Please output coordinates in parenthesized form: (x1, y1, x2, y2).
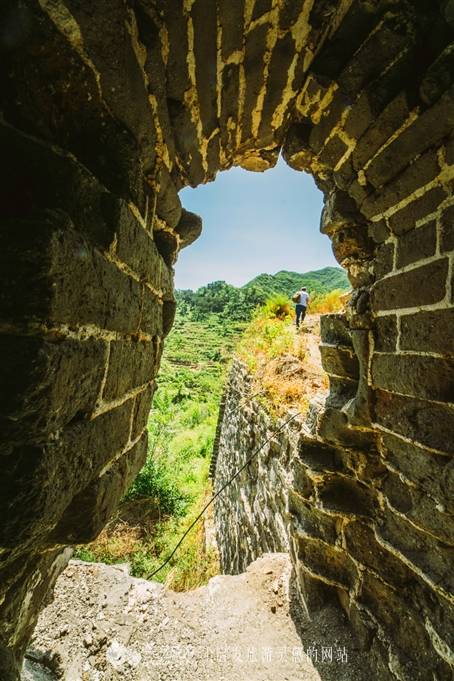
(214, 343, 454, 681)
(24, 555, 370, 681)
(1, 0, 454, 677)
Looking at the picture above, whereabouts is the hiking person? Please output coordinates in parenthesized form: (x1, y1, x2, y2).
(292, 286, 310, 329)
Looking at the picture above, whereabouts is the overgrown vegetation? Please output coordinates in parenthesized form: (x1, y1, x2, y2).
(75, 312, 244, 589)
(76, 270, 346, 589)
(309, 288, 348, 314)
(237, 303, 308, 416)
(176, 266, 349, 320)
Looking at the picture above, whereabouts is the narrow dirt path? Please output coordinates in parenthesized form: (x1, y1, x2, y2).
(24, 554, 366, 681)
(296, 314, 327, 397)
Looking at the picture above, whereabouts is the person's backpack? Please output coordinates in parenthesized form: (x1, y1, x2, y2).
(292, 291, 300, 303)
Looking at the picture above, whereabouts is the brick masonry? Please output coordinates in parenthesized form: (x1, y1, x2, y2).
(0, 1, 453, 678)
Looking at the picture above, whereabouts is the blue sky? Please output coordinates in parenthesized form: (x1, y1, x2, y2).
(176, 155, 337, 290)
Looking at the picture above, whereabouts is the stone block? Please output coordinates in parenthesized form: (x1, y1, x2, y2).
(141, 289, 164, 337)
(162, 300, 177, 337)
(310, 1, 383, 81)
(207, 134, 221, 181)
(103, 340, 156, 401)
(368, 219, 390, 244)
(159, 0, 190, 100)
(396, 220, 437, 268)
(358, 573, 435, 678)
(373, 315, 398, 352)
(374, 242, 394, 280)
(320, 343, 359, 379)
(63, 0, 156, 177)
(440, 203, 454, 253)
(366, 85, 454, 188)
(370, 258, 448, 311)
(320, 190, 360, 235)
(2, 212, 142, 333)
(131, 384, 155, 441)
(0, 400, 133, 547)
(192, 0, 217, 136)
(333, 157, 355, 191)
(317, 476, 376, 518)
(345, 328, 372, 427)
(292, 459, 315, 501)
(167, 100, 205, 186)
(344, 520, 414, 587)
(388, 186, 447, 235)
(0, 336, 105, 445)
(218, 0, 245, 60)
(317, 406, 375, 449)
(288, 490, 337, 545)
(330, 225, 373, 269)
(420, 43, 454, 106)
(251, 0, 272, 21)
(110, 199, 166, 287)
(241, 23, 270, 143)
(282, 121, 314, 171)
(338, 14, 411, 98)
(374, 389, 454, 454)
(279, 0, 305, 31)
(381, 470, 453, 543)
(371, 353, 454, 402)
(318, 135, 348, 169)
(259, 33, 296, 142)
(399, 308, 454, 353)
(2, 11, 146, 205)
(296, 536, 357, 590)
(352, 92, 410, 172)
(156, 167, 182, 230)
(50, 433, 148, 544)
(326, 375, 358, 409)
(154, 228, 179, 266)
(348, 178, 370, 206)
(377, 508, 454, 597)
(320, 313, 352, 346)
(175, 209, 203, 248)
(58, 400, 134, 484)
(361, 149, 440, 220)
(219, 64, 241, 152)
(309, 91, 349, 155)
(298, 439, 344, 473)
(379, 433, 452, 512)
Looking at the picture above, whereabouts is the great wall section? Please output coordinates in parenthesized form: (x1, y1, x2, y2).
(1, 1, 454, 678)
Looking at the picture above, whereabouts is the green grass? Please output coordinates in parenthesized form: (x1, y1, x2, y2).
(75, 311, 245, 589)
(74, 283, 343, 588)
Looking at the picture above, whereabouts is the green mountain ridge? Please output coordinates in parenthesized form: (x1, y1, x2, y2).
(242, 266, 349, 298)
(176, 266, 349, 321)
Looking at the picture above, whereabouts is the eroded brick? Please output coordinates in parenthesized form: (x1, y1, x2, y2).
(370, 258, 448, 311)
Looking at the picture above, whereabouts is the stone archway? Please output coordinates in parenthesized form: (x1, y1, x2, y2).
(1, 0, 453, 677)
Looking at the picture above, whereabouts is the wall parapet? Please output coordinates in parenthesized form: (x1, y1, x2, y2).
(214, 348, 454, 681)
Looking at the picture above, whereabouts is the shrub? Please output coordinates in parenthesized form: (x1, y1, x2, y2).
(124, 454, 188, 516)
(259, 294, 293, 320)
(309, 288, 347, 314)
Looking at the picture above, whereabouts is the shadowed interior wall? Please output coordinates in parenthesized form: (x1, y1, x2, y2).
(0, 0, 453, 678)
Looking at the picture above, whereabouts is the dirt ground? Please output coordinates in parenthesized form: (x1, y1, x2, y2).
(23, 553, 370, 681)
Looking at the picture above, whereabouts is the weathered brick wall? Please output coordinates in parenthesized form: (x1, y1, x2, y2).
(0, 0, 453, 678)
(215, 317, 453, 680)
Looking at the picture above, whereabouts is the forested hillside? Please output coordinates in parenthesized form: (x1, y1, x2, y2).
(176, 266, 349, 320)
(77, 268, 347, 588)
(245, 266, 349, 298)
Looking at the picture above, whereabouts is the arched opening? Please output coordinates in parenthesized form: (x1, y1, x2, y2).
(67, 156, 347, 575)
(1, 1, 453, 679)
